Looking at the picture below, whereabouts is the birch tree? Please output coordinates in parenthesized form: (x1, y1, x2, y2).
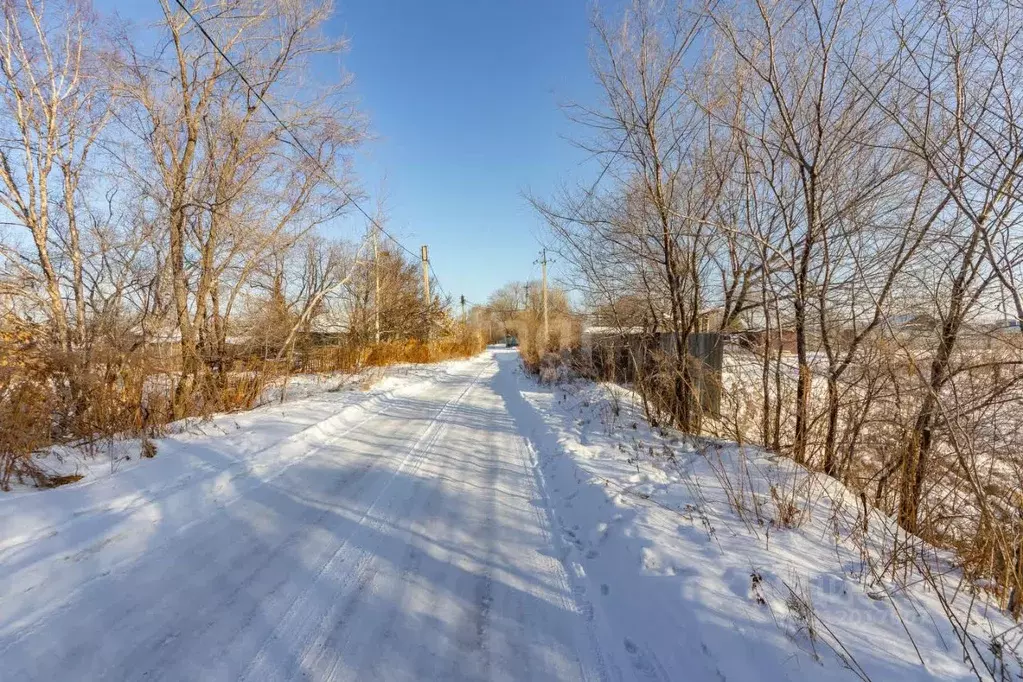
(120, 0, 363, 415)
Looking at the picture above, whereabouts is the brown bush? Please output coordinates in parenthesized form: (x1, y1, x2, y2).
(0, 323, 56, 489)
(364, 336, 486, 367)
(0, 325, 486, 491)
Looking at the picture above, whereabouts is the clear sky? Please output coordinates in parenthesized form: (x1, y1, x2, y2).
(328, 1, 601, 306)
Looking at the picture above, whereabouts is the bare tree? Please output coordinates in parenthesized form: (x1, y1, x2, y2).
(0, 0, 113, 352)
(118, 0, 362, 415)
(538, 0, 1023, 619)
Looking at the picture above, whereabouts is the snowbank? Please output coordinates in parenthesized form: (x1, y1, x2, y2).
(508, 359, 1021, 681)
(0, 359, 469, 555)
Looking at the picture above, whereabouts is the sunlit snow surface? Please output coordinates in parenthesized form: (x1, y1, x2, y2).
(0, 349, 1017, 680)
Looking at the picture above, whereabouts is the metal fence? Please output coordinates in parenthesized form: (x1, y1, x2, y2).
(586, 330, 724, 417)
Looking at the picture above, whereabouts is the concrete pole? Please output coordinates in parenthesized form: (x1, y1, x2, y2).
(541, 248, 549, 351)
(421, 245, 430, 341)
(374, 225, 380, 344)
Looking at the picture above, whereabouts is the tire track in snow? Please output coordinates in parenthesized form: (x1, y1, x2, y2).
(437, 408, 500, 682)
(471, 448, 497, 681)
(0, 401, 387, 650)
(239, 358, 490, 681)
(307, 432, 450, 680)
(130, 455, 387, 680)
(383, 417, 498, 681)
(1, 362, 470, 557)
(0, 367, 468, 662)
(306, 359, 494, 681)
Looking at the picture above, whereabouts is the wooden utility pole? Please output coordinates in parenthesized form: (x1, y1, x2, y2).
(374, 225, 381, 344)
(460, 294, 467, 326)
(421, 245, 430, 341)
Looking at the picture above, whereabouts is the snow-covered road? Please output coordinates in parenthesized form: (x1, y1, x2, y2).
(0, 350, 619, 681)
(3, 349, 1015, 681)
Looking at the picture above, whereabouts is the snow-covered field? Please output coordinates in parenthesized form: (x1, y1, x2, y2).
(0, 349, 1017, 680)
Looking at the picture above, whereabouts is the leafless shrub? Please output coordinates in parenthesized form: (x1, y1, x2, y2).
(536, 0, 1023, 622)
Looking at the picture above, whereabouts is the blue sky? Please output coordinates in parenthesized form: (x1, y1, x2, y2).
(329, 1, 602, 305)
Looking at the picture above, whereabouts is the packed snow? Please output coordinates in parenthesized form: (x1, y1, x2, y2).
(0, 349, 1018, 680)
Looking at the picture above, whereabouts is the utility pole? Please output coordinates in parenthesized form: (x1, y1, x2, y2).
(460, 294, 466, 326)
(421, 245, 430, 341)
(373, 224, 380, 344)
(538, 248, 549, 350)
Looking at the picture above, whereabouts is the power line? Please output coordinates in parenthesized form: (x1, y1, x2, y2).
(584, 135, 628, 200)
(428, 262, 450, 300)
(170, 0, 451, 286)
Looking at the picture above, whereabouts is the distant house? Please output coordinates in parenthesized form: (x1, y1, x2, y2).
(729, 326, 798, 354)
(582, 305, 725, 341)
(696, 307, 724, 333)
(579, 325, 645, 350)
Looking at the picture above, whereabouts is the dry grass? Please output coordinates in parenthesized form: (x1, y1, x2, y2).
(0, 324, 56, 489)
(365, 337, 485, 366)
(0, 325, 485, 491)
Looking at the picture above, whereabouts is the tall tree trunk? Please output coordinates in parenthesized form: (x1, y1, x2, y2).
(822, 374, 840, 476)
(169, 182, 197, 418)
(898, 230, 979, 533)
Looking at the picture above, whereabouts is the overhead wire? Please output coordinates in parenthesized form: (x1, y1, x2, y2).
(170, 0, 461, 300)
